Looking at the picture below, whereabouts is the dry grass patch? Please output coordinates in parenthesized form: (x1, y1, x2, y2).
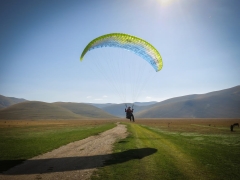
(134, 118, 240, 134)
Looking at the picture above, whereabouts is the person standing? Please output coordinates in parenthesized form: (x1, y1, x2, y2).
(125, 107, 135, 122)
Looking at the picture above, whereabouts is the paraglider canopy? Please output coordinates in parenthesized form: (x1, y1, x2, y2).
(80, 33, 163, 72)
(80, 33, 163, 104)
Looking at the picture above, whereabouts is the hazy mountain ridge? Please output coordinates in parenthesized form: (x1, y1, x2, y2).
(0, 85, 239, 119)
(89, 102, 158, 117)
(0, 101, 116, 120)
(53, 102, 115, 118)
(89, 101, 158, 109)
(101, 104, 142, 117)
(132, 101, 158, 106)
(0, 95, 27, 109)
(135, 85, 240, 118)
(89, 103, 115, 109)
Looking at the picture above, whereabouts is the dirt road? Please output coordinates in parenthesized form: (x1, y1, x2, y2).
(0, 123, 127, 180)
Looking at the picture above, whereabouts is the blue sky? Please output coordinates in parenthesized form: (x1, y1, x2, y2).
(0, 0, 240, 104)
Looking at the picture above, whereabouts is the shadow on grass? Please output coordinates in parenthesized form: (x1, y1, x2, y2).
(1, 148, 157, 175)
(117, 140, 129, 143)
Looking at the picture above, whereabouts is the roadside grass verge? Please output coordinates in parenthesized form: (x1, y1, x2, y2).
(92, 123, 194, 180)
(0, 120, 116, 172)
(92, 120, 240, 180)
(144, 125, 240, 180)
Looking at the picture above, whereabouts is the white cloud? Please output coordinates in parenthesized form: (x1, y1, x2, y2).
(86, 96, 92, 99)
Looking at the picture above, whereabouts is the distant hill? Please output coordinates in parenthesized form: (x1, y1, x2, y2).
(101, 103, 150, 117)
(89, 103, 115, 109)
(1, 85, 239, 119)
(0, 101, 116, 120)
(90, 102, 157, 109)
(135, 85, 240, 118)
(134, 101, 158, 106)
(0, 95, 27, 109)
(54, 102, 116, 118)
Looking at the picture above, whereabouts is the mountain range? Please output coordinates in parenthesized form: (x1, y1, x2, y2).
(0, 101, 115, 120)
(0, 95, 27, 109)
(135, 85, 240, 118)
(0, 85, 239, 119)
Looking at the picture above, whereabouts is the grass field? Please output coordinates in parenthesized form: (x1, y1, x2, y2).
(1, 118, 240, 180)
(0, 119, 117, 172)
(92, 118, 240, 180)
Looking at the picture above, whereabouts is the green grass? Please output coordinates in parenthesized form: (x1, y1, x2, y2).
(92, 122, 240, 180)
(1, 119, 239, 179)
(0, 120, 116, 172)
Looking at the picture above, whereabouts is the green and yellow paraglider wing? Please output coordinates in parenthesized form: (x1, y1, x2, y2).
(80, 33, 163, 72)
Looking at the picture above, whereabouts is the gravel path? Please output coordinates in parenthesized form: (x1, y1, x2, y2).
(0, 123, 127, 180)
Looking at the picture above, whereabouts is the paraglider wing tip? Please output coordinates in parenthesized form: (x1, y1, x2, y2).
(80, 55, 84, 61)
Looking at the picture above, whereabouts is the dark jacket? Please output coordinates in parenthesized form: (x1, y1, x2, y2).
(125, 108, 133, 115)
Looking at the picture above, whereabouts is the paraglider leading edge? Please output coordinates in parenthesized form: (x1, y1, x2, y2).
(80, 33, 163, 72)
